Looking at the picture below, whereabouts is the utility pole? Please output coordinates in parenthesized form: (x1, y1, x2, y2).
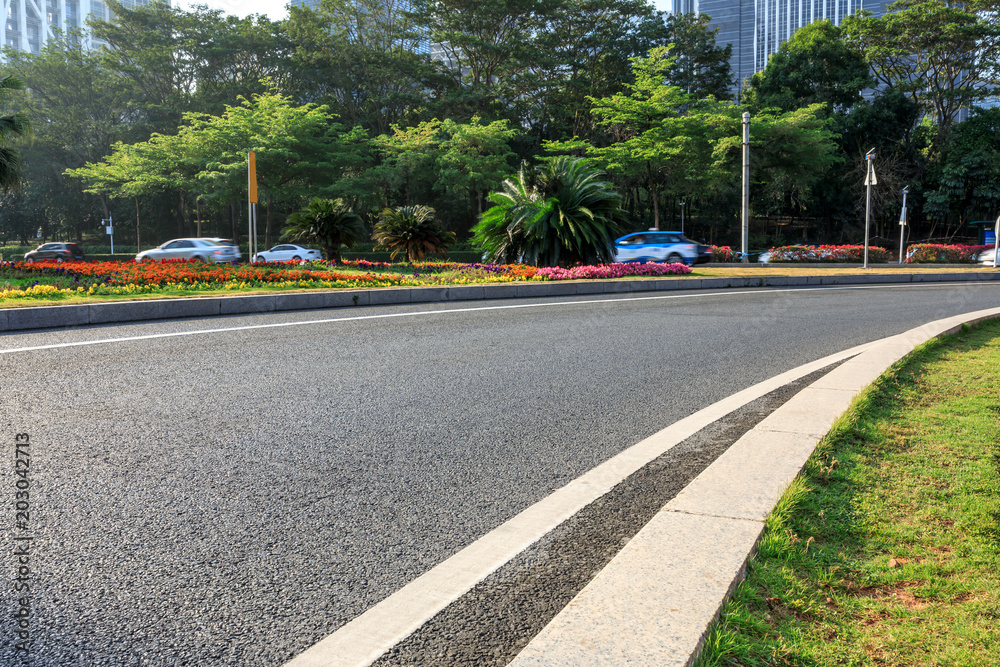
(742, 112, 750, 263)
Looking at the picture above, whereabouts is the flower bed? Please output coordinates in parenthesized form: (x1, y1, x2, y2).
(904, 244, 992, 264)
(710, 245, 740, 262)
(0, 257, 700, 302)
(535, 262, 692, 281)
(765, 245, 891, 263)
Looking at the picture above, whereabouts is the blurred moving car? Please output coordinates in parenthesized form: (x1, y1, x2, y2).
(136, 238, 241, 264)
(23, 242, 85, 263)
(613, 231, 708, 265)
(978, 247, 998, 265)
(252, 244, 322, 263)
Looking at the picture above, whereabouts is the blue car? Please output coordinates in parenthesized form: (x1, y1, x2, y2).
(612, 231, 708, 265)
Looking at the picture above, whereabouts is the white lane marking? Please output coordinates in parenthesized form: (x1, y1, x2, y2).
(1, 282, 996, 356)
(281, 340, 879, 667)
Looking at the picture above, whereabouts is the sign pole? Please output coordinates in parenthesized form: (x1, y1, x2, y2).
(248, 151, 258, 262)
(103, 214, 114, 255)
(898, 186, 908, 264)
(863, 148, 876, 270)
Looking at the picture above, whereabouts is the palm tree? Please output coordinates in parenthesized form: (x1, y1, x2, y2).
(0, 75, 31, 192)
(281, 198, 366, 263)
(372, 205, 456, 262)
(471, 164, 540, 265)
(472, 157, 625, 267)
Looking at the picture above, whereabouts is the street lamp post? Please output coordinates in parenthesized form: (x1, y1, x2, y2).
(898, 186, 909, 264)
(863, 148, 876, 270)
(680, 202, 685, 235)
(742, 112, 750, 263)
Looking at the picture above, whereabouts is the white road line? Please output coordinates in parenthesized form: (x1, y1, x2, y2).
(1, 282, 993, 356)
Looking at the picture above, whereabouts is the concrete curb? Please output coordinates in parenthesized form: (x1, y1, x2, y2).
(1, 271, 998, 332)
(506, 305, 1000, 667)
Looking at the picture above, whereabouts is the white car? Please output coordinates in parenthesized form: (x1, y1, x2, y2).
(136, 238, 241, 264)
(252, 244, 322, 263)
(978, 248, 998, 265)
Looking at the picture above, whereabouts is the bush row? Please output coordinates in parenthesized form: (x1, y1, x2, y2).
(904, 244, 993, 263)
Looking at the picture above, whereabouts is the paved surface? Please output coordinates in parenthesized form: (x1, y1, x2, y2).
(2, 283, 1000, 665)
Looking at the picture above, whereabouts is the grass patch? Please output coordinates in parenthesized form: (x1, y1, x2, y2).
(696, 320, 1000, 667)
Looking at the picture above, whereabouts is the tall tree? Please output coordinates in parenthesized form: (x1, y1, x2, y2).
(286, 0, 446, 134)
(2, 33, 132, 241)
(0, 74, 31, 192)
(91, 0, 291, 139)
(924, 107, 1000, 227)
(374, 117, 520, 232)
(842, 0, 1000, 157)
(663, 12, 734, 100)
(522, 0, 670, 141)
(408, 0, 557, 118)
(741, 20, 871, 113)
(67, 90, 372, 247)
(549, 48, 709, 229)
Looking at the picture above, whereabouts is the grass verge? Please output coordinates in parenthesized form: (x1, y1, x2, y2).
(696, 320, 1000, 667)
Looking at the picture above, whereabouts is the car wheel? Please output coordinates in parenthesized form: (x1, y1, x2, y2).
(293, 255, 301, 261)
(24, 257, 34, 263)
(56, 256, 64, 263)
(666, 253, 684, 265)
(192, 255, 206, 263)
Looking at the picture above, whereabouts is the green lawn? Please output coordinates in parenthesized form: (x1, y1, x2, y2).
(696, 320, 1000, 667)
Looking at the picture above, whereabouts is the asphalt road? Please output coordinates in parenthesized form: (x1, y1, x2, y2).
(3, 282, 1000, 666)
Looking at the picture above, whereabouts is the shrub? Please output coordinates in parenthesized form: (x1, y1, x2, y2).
(373, 205, 456, 262)
(904, 244, 992, 263)
(472, 157, 625, 267)
(282, 198, 367, 263)
(711, 245, 740, 262)
(766, 244, 890, 263)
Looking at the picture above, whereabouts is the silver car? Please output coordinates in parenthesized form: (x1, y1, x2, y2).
(252, 244, 322, 263)
(136, 238, 241, 264)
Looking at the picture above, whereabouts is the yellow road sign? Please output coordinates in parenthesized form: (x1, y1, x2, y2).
(248, 151, 258, 204)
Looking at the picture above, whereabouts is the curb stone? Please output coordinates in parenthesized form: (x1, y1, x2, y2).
(0, 271, 997, 333)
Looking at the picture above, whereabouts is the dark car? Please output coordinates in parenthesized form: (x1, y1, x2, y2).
(23, 242, 85, 263)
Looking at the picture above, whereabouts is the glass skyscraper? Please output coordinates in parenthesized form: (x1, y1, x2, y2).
(2, 0, 152, 53)
(672, 0, 891, 90)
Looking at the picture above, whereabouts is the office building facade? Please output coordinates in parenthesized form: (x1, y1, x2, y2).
(2, 0, 152, 53)
(672, 0, 891, 90)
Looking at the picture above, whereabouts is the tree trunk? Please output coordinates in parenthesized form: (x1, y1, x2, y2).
(135, 198, 141, 251)
(647, 161, 660, 230)
(265, 193, 273, 249)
